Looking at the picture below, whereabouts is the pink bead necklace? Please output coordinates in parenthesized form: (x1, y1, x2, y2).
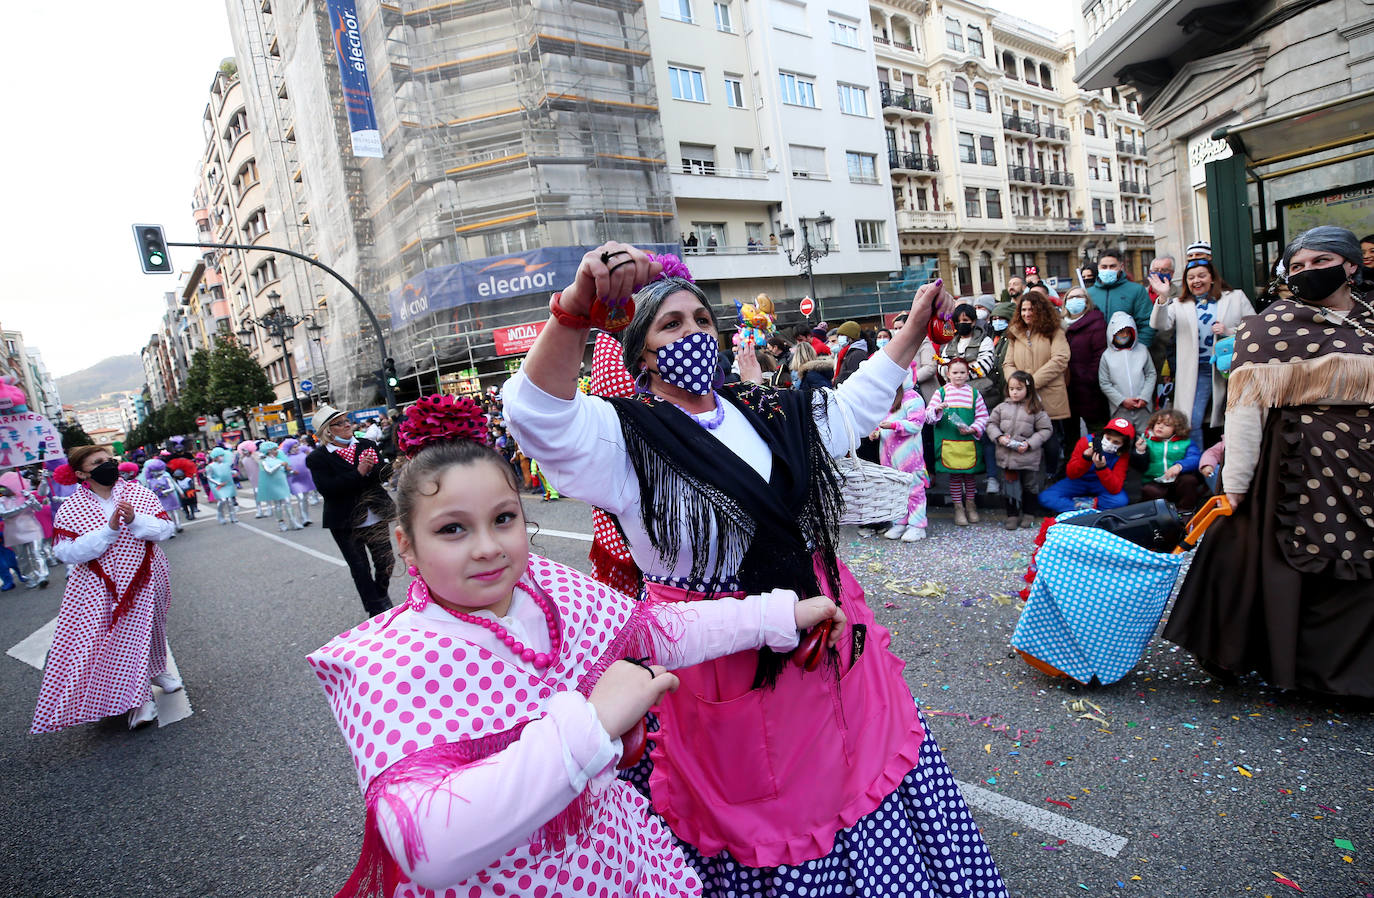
(414, 575, 562, 669)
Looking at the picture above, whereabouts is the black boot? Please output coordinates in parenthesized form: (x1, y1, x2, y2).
(1022, 493, 1042, 528)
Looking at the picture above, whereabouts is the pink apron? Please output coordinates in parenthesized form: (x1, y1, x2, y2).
(645, 556, 924, 867)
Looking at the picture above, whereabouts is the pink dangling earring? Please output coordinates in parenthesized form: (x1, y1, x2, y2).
(406, 567, 431, 611)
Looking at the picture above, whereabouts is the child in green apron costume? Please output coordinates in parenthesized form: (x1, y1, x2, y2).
(927, 357, 989, 526)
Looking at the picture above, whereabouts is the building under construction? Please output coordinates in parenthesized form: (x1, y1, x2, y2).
(227, 0, 675, 408)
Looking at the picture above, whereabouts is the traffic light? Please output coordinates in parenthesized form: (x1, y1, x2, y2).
(133, 224, 172, 274)
(384, 357, 398, 388)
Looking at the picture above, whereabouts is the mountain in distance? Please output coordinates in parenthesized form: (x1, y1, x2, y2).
(55, 355, 145, 407)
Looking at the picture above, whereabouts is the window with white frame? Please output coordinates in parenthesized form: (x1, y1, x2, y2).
(944, 17, 963, 52)
(778, 72, 817, 107)
(1099, 156, 1113, 181)
(1105, 199, 1116, 223)
(734, 148, 754, 173)
(965, 187, 981, 217)
(243, 208, 269, 240)
(714, 1, 733, 31)
(958, 132, 976, 164)
(846, 151, 877, 183)
(830, 18, 860, 47)
(855, 219, 886, 249)
(973, 84, 991, 113)
(1087, 154, 1099, 179)
(1091, 198, 1103, 224)
(250, 257, 278, 292)
(668, 66, 707, 102)
(837, 84, 869, 116)
(724, 76, 744, 107)
(952, 77, 971, 109)
(661, 0, 693, 22)
(680, 143, 716, 174)
(691, 222, 727, 249)
(985, 189, 1002, 218)
(979, 135, 996, 166)
(967, 25, 984, 56)
(789, 143, 827, 178)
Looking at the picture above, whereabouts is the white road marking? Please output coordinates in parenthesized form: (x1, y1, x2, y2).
(6, 615, 60, 669)
(7, 620, 194, 727)
(231, 520, 347, 567)
(529, 526, 593, 543)
(954, 779, 1128, 857)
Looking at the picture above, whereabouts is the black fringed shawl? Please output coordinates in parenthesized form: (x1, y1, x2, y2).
(607, 382, 846, 684)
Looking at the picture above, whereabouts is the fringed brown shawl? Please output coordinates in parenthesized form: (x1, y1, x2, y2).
(1227, 296, 1374, 580)
(1227, 297, 1374, 410)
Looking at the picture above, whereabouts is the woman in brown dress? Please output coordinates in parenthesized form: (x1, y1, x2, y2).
(1163, 226, 1374, 698)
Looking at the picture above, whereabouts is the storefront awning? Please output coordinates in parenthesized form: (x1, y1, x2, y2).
(1214, 89, 1374, 172)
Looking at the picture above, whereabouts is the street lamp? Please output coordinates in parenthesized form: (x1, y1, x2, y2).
(779, 211, 835, 318)
(239, 289, 312, 431)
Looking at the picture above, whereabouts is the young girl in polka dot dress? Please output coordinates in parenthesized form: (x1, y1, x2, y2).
(308, 394, 845, 898)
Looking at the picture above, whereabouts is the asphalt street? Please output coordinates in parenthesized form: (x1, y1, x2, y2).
(0, 494, 1369, 898)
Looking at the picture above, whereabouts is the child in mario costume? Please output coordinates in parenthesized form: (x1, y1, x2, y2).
(1039, 417, 1135, 514)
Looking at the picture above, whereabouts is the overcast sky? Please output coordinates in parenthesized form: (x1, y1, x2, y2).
(0, 0, 1074, 380)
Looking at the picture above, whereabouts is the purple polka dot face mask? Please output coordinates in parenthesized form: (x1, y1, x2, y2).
(654, 330, 720, 395)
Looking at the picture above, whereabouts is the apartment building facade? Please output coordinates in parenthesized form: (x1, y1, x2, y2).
(871, 0, 1154, 296)
(647, 0, 901, 315)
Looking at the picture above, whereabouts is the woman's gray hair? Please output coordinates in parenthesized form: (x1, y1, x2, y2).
(620, 276, 719, 376)
(1282, 226, 1363, 280)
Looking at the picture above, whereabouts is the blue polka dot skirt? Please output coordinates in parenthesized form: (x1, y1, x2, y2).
(621, 707, 1008, 897)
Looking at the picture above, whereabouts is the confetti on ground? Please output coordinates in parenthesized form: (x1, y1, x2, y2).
(1046, 798, 1073, 809)
(1335, 838, 1355, 853)
(1272, 872, 1303, 892)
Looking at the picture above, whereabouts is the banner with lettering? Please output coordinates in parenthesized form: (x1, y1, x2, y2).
(325, 0, 383, 158)
(0, 413, 64, 471)
(493, 320, 547, 356)
(389, 243, 680, 326)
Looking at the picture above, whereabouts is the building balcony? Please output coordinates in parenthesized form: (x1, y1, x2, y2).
(888, 152, 939, 175)
(669, 167, 785, 203)
(1012, 215, 1074, 231)
(1007, 165, 1047, 184)
(193, 207, 210, 226)
(1068, 217, 1086, 232)
(1002, 114, 1040, 137)
(880, 87, 934, 118)
(896, 209, 956, 230)
(1039, 124, 1071, 143)
(677, 246, 793, 281)
(1120, 179, 1150, 196)
(1123, 221, 1154, 235)
(1116, 139, 1147, 157)
(1044, 170, 1074, 187)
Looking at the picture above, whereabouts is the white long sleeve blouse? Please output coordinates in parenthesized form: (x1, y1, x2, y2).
(503, 351, 908, 580)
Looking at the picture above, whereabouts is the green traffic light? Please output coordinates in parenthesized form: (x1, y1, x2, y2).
(149, 251, 165, 265)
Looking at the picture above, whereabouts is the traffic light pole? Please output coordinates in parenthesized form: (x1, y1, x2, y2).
(168, 239, 396, 414)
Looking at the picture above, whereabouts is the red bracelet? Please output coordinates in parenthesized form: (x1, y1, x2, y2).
(548, 292, 592, 329)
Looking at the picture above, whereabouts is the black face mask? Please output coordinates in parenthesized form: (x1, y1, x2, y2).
(955, 321, 974, 336)
(1287, 263, 1349, 303)
(87, 460, 120, 487)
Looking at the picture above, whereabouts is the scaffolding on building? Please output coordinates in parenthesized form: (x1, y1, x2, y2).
(359, 0, 676, 397)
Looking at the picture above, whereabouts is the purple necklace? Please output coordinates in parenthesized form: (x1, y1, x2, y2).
(685, 393, 726, 430)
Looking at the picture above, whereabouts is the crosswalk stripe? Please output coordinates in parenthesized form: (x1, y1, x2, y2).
(954, 779, 1128, 857)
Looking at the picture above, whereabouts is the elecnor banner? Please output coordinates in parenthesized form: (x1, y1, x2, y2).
(326, 0, 383, 158)
(390, 244, 679, 326)
(493, 320, 547, 356)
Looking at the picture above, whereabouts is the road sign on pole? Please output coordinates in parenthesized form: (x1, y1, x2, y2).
(300, 379, 313, 393)
(799, 296, 815, 317)
(195, 416, 208, 427)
